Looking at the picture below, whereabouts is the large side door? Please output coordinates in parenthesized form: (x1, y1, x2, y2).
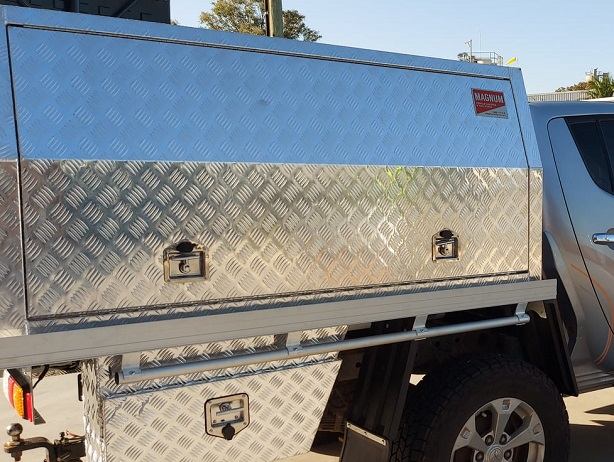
(548, 115, 614, 369)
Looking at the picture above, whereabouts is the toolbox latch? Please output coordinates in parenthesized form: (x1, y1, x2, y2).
(205, 394, 250, 440)
(163, 241, 209, 283)
(432, 229, 460, 262)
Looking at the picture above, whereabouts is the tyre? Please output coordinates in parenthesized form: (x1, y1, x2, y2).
(390, 355, 569, 462)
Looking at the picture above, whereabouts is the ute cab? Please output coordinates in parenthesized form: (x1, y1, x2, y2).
(531, 101, 614, 391)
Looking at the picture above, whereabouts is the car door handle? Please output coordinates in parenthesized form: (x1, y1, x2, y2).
(592, 233, 614, 245)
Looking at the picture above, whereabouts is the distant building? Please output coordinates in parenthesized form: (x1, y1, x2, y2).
(527, 91, 589, 102)
(458, 51, 503, 66)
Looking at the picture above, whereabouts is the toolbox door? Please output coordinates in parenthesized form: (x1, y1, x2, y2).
(7, 23, 531, 328)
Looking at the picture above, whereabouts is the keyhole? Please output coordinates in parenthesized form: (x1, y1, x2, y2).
(179, 260, 191, 274)
(438, 245, 450, 256)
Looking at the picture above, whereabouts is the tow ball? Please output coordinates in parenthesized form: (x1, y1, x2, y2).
(3, 423, 85, 461)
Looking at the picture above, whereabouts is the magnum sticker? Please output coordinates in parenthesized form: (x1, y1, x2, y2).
(472, 89, 508, 119)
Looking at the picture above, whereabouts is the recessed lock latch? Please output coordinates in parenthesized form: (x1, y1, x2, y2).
(432, 229, 460, 262)
(205, 394, 250, 440)
(163, 241, 209, 283)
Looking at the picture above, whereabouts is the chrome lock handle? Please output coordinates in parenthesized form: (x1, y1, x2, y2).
(592, 233, 614, 245)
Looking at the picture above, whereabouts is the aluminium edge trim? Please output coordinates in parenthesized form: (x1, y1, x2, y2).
(0, 279, 556, 370)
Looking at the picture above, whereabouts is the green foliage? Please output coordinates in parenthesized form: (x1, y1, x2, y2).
(200, 0, 321, 41)
(555, 81, 589, 92)
(200, 0, 264, 36)
(281, 9, 321, 42)
(587, 73, 614, 99)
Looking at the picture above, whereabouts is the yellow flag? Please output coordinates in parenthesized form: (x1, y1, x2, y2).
(505, 57, 517, 65)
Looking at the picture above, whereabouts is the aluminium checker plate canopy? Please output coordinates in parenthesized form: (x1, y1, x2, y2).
(0, 5, 541, 341)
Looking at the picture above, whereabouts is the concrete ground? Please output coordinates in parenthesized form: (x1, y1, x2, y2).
(1, 373, 613, 461)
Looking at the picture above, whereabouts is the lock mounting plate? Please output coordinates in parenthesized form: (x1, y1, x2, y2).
(163, 241, 209, 283)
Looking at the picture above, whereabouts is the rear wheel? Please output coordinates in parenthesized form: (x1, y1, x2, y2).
(391, 355, 569, 462)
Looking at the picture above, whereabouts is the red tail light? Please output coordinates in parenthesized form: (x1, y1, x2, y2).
(2, 371, 34, 422)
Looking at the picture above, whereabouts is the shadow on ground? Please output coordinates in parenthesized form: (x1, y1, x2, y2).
(311, 442, 342, 457)
(570, 421, 614, 462)
(308, 418, 614, 462)
(569, 400, 614, 462)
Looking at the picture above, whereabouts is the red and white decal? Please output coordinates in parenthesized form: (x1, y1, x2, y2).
(472, 89, 508, 119)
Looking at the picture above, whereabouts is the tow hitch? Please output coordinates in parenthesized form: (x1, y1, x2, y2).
(4, 423, 85, 461)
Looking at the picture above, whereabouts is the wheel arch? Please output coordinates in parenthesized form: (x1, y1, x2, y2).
(390, 353, 570, 462)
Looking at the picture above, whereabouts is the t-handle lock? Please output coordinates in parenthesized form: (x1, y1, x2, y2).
(163, 240, 209, 283)
(432, 229, 460, 262)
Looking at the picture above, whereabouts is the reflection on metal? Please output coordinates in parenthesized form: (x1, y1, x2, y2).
(3, 16, 534, 331)
(592, 233, 614, 245)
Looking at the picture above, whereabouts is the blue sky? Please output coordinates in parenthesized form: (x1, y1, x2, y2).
(170, 1, 611, 94)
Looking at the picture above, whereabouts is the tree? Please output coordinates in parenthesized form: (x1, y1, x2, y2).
(587, 73, 614, 99)
(555, 81, 589, 92)
(200, 0, 321, 42)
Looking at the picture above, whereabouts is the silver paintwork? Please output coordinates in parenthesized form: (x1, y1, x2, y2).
(531, 102, 614, 391)
(547, 117, 614, 370)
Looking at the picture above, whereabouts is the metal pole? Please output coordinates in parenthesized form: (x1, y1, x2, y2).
(116, 311, 530, 385)
(265, 0, 284, 38)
